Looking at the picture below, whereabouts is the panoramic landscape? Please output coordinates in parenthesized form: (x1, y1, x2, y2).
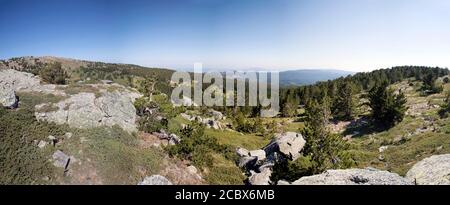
(1, 0, 449, 186)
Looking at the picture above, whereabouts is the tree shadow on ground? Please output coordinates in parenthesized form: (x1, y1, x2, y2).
(342, 117, 391, 138)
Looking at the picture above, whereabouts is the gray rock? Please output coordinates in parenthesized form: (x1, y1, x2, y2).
(378, 146, 389, 153)
(180, 113, 193, 121)
(248, 168, 272, 185)
(0, 69, 65, 96)
(236, 147, 250, 157)
(264, 132, 305, 161)
(35, 90, 139, 133)
(186, 165, 198, 175)
(138, 175, 172, 185)
(64, 132, 73, 139)
(208, 109, 224, 120)
(52, 150, 70, 169)
(249, 149, 266, 161)
(169, 133, 181, 145)
(277, 180, 291, 185)
(292, 168, 413, 185)
(406, 154, 450, 185)
(37, 140, 47, 149)
(238, 156, 258, 169)
(0, 82, 18, 108)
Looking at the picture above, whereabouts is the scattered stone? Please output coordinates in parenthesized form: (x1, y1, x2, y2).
(291, 168, 413, 185)
(138, 175, 172, 185)
(37, 140, 47, 149)
(52, 150, 71, 169)
(168, 133, 181, 145)
(64, 132, 73, 139)
(186, 165, 198, 175)
(406, 154, 450, 185)
(208, 109, 224, 120)
(378, 146, 389, 153)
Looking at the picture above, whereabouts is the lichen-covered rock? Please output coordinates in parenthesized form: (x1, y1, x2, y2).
(406, 154, 450, 185)
(52, 150, 70, 169)
(248, 168, 272, 185)
(138, 175, 172, 185)
(249, 149, 266, 161)
(0, 82, 18, 108)
(292, 168, 413, 185)
(264, 132, 305, 161)
(35, 91, 139, 133)
(0, 69, 65, 96)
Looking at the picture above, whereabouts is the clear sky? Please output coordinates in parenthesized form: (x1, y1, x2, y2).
(1, 0, 449, 71)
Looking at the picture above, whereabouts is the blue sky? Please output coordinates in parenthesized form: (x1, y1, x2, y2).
(1, 0, 449, 71)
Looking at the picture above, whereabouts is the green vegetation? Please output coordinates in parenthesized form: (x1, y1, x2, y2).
(166, 122, 237, 169)
(62, 126, 164, 184)
(39, 62, 67, 84)
(367, 82, 407, 127)
(0, 103, 66, 184)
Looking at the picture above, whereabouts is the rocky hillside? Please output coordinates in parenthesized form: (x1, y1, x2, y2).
(1, 57, 450, 185)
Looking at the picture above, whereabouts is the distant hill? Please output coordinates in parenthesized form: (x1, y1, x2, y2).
(280, 69, 354, 86)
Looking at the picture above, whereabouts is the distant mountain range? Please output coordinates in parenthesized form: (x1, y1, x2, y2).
(279, 69, 355, 86)
(1, 56, 354, 87)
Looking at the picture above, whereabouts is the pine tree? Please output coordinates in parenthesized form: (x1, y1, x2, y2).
(368, 82, 407, 127)
(333, 81, 356, 120)
(301, 99, 354, 174)
(281, 90, 299, 117)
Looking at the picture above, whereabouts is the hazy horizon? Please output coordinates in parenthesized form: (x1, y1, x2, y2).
(1, 0, 450, 72)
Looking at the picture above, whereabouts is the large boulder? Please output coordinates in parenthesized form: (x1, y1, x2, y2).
(291, 168, 413, 185)
(35, 91, 139, 133)
(0, 69, 65, 96)
(406, 154, 450, 185)
(0, 82, 18, 108)
(138, 175, 172, 185)
(264, 132, 305, 161)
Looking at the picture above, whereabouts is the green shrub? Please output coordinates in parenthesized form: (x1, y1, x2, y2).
(39, 62, 67, 84)
(0, 106, 67, 184)
(166, 122, 237, 169)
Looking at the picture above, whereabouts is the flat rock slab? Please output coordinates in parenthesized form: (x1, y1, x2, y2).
(406, 154, 450, 185)
(52, 150, 70, 169)
(292, 168, 413, 185)
(138, 175, 172, 185)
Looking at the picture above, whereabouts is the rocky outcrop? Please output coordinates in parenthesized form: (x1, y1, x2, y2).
(35, 91, 139, 133)
(291, 168, 413, 185)
(237, 132, 306, 185)
(264, 132, 306, 161)
(0, 82, 18, 108)
(138, 175, 173, 185)
(0, 69, 65, 96)
(180, 112, 224, 130)
(406, 154, 450, 185)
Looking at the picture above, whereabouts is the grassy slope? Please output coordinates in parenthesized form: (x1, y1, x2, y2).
(0, 91, 165, 185)
(348, 77, 450, 175)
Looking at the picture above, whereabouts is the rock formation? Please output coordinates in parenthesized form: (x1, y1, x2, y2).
(406, 154, 450, 185)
